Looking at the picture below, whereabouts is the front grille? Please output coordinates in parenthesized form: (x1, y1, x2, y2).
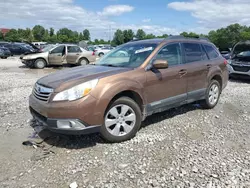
(232, 65, 250, 72)
(33, 83, 53, 102)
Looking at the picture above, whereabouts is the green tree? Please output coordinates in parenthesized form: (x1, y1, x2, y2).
(4, 29, 20, 42)
(94, 39, 99, 44)
(32, 25, 46, 41)
(240, 31, 250, 41)
(43, 29, 50, 41)
(57, 35, 68, 43)
(112, 29, 124, 45)
(123, 29, 134, 43)
(157, 34, 168, 38)
(79, 33, 84, 41)
(49, 28, 54, 37)
(83, 29, 90, 40)
(0, 32, 4, 40)
(145, 33, 155, 39)
(48, 35, 57, 43)
(135, 29, 146, 40)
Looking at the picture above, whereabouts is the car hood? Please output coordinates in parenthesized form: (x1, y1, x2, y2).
(22, 52, 48, 59)
(37, 65, 132, 91)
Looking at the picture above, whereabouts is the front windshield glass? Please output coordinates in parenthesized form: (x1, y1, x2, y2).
(95, 42, 157, 68)
(42, 45, 56, 52)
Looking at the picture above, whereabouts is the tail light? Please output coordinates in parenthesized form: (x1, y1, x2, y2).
(224, 59, 228, 65)
(92, 51, 95, 56)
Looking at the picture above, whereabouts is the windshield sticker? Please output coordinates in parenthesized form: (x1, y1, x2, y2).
(135, 47, 153, 54)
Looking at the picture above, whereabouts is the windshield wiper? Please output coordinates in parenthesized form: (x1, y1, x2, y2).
(100, 64, 121, 67)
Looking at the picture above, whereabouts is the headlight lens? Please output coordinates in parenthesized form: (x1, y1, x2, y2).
(53, 79, 99, 101)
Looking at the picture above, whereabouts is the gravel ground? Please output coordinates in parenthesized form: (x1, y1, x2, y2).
(0, 58, 250, 188)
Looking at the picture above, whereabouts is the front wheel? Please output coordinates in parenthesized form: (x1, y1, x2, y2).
(100, 97, 142, 143)
(200, 80, 221, 109)
(34, 59, 46, 69)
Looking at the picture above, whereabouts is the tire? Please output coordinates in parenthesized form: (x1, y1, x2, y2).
(100, 97, 142, 143)
(78, 58, 89, 66)
(34, 58, 46, 69)
(200, 80, 221, 109)
(98, 52, 104, 57)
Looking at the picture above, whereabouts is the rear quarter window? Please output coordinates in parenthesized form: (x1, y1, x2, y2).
(203, 44, 219, 59)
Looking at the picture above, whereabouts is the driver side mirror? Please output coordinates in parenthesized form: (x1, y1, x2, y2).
(152, 59, 168, 69)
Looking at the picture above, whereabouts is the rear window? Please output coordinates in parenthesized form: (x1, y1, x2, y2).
(183, 43, 203, 63)
(204, 44, 219, 59)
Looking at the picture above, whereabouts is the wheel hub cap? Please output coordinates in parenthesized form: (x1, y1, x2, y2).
(208, 84, 219, 105)
(105, 104, 136, 136)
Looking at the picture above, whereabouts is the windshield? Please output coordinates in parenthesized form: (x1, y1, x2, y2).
(42, 45, 56, 52)
(95, 43, 157, 68)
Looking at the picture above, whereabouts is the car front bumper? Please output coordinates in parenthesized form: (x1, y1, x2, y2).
(30, 107, 100, 135)
(227, 64, 250, 77)
(29, 93, 103, 135)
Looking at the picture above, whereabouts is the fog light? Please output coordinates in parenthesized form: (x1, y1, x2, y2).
(57, 120, 85, 129)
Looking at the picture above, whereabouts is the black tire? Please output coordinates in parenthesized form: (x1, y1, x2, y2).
(78, 58, 89, 66)
(34, 58, 46, 69)
(200, 80, 221, 109)
(100, 97, 142, 143)
(98, 52, 104, 57)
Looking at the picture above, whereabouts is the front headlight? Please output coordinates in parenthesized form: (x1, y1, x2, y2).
(53, 79, 99, 101)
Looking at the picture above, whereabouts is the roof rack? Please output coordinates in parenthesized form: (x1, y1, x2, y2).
(166, 35, 210, 42)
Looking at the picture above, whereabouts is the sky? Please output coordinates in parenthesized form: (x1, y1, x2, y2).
(1, 0, 250, 40)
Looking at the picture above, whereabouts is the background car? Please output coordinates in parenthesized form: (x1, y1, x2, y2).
(95, 46, 114, 57)
(227, 40, 250, 79)
(0, 47, 11, 59)
(21, 44, 96, 68)
(2, 43, 39, 55)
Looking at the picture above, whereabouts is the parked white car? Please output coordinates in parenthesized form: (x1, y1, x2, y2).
(95, 46, 114, 57)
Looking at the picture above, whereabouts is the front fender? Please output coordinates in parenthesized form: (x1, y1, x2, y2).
(90, 79, 146, 119)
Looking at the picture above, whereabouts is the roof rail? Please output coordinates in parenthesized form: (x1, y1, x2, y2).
(166, 35, 210, 42)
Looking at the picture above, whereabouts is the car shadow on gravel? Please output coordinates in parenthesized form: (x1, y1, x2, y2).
(33, 103, 201, 150)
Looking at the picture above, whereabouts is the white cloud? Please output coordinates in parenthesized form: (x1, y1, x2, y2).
(168, 0, 250, 31)
(142, 19, 151, 23)
(98, 5, 134, 16)
(0, 0, 177, 39)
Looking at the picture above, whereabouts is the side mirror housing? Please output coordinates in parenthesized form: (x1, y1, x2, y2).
(152, 59, 168, 69)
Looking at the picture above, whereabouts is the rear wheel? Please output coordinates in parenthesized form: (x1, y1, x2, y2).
(100, 97, 142, 143)
(34, 59, 46, 69)
(78, 58, 89, 66)
(98, 52, 104, 57)
(200, 80, 221, 109)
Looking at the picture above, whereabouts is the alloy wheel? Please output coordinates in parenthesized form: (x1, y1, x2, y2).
(105, 104, 136, 137)
(208, 84, 219, 105)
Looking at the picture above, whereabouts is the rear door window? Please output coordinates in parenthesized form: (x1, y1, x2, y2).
(67, 46, 82, 53)
(183, 43, 203, 63)
(203, 44, 219, 59)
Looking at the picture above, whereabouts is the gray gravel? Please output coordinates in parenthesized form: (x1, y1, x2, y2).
(0, 58, 250, 188)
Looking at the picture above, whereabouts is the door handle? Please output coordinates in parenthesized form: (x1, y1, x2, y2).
(76, 53, 79, 55)
(57, 54, 62, 56)
(207, 64, 212, 69)
(179, 69, 187, 76)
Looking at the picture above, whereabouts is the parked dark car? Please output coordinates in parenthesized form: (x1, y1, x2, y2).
(219, 48, 231, 60)
(0, 47, 11, 59)
(3, 43, 39, 55)
(227, 41, 250, 79)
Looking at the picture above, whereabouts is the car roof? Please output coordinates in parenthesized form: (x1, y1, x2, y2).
(127, 37, 212, 46)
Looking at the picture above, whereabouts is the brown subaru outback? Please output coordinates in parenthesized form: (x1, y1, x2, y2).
(29, 36, 228, 142)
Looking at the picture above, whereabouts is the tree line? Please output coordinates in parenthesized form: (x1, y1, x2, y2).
(1, 23, 250, 49)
